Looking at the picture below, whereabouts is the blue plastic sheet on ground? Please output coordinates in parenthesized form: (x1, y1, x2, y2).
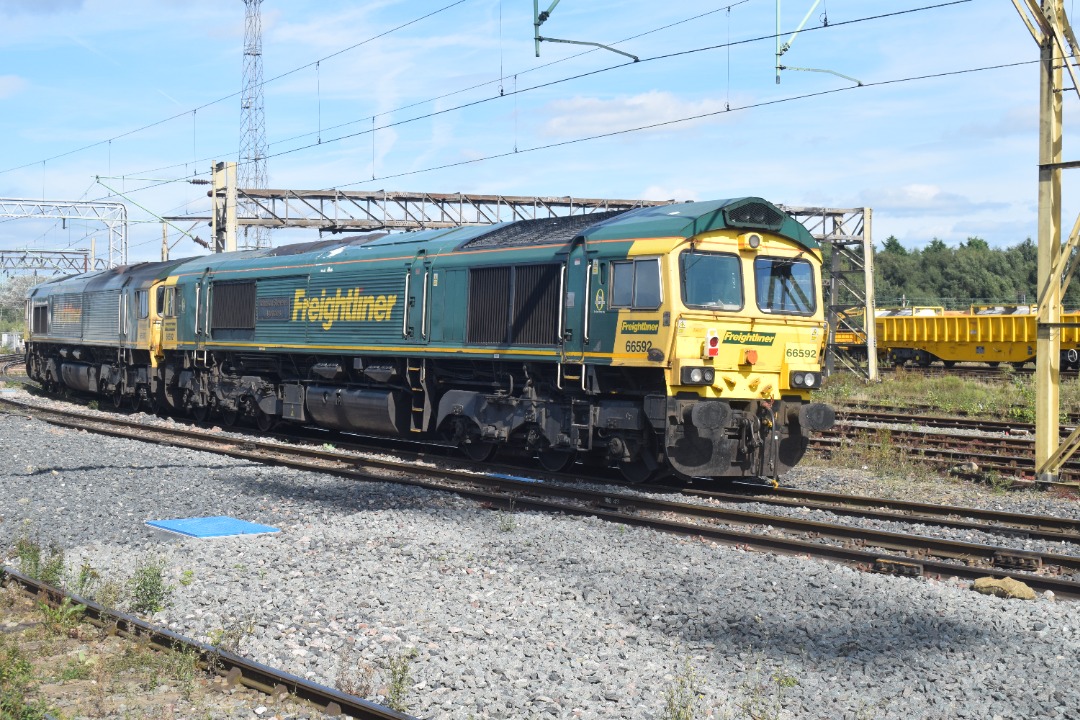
(145, 516, 279, 539)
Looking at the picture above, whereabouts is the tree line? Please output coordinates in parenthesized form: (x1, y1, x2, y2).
(869, 235, 1080, 310)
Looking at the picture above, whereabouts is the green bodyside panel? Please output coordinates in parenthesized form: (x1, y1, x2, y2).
(302, 268, 407, 348)
(426, 268, 466, 345)
(253, 276, 309, 346)
(581, 198, 818, 251)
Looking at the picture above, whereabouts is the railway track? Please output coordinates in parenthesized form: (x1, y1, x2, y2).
(0, 565, 416, 720)
(825, 408, 1080, 485)
(837, 406, 1078, 434)
(4, 393, 1080, 599)
(838, 364, 1080, 382)
(678, 483, 1080, 543)
(0, 351, 26, 378)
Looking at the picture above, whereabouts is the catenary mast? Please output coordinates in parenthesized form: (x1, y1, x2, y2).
(239, 0, 269, 249)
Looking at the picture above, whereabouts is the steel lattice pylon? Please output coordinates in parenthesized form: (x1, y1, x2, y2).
(239, 0, 269, 250)
(781, 205, 877, 381)
(0, 198, 126, 269)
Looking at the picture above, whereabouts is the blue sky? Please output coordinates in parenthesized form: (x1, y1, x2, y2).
(0, 0, 1069, 264)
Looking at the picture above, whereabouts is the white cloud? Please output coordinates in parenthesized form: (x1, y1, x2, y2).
(0, 74, 26, 99)
(859, 184, 1009, 218)
(541, 91, 731, 138)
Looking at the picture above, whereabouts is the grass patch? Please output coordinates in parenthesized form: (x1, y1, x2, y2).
(128, 557, 171, 616)
(385, 648, 417, 713)
(13, 536, 65, 587)
(38, 596, 86, 636)
(820, 369, 1080, 420)
(0, 632, 52, 720)
(207, 615, 255, 654)
(660, 659, 702, 720)
(812, 426, 938, 484)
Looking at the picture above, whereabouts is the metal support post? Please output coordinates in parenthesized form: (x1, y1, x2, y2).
(211, 161, 238, 253)
(1035, 0, 1064, 483)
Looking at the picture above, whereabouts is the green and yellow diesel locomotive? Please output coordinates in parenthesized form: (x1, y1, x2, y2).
(26, 197, 834, 482)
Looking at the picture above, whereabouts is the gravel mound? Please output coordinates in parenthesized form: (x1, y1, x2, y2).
(3, 411, 1080, 719)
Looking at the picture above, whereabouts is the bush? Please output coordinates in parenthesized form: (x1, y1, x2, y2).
(128, 558, 171, 615)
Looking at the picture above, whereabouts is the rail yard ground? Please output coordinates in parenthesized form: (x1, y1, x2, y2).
(2, 387, 1080, 719)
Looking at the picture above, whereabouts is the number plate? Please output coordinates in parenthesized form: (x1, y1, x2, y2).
(784, 344, 819, 361)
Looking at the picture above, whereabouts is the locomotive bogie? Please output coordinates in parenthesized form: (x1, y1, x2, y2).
(25, 198, 834, 482)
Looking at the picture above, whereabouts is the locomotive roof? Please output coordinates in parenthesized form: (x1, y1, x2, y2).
(578, 198, 819, 249)
(39, 197, 817, 287)
(27, 257, 193, 297)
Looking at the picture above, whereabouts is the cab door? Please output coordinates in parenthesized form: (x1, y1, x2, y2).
(403, 250, 432, 346)
(194, 270, 212, 356)
(560, 239, 589, 363)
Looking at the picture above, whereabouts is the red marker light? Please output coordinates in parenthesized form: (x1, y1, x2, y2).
(705, 329, 720, 358)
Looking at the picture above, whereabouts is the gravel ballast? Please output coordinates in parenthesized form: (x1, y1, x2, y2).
(3, 409, 1080, 719)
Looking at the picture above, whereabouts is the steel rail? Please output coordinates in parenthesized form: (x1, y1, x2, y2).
(676, 485, 1080, 542)
(815, 426, 1080, 484)
(5, 396, 1080, 598)
(0, 566, 416, 720)
(837, 408, 1080, 437)
(811, 434, 1077, 484)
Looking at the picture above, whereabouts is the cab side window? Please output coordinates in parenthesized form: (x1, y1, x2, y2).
(610, 258, 662, 310)
(136, 290, 149, 319)
(160, 287, 177, 317)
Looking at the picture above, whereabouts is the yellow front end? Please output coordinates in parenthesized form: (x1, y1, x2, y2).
(656, 228, 832, 478)
(666, 229, 827, 401)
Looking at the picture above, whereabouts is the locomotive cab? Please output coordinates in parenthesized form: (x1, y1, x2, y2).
(658, 214, 835, 479)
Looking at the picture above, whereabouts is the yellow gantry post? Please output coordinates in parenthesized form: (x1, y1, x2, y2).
(1035, 1, 1063, 483)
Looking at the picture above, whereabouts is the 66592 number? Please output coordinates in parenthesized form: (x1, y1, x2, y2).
(624, 340, 653, 353)
(785, 346, 818, 360)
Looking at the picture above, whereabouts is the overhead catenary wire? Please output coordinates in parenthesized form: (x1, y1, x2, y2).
(0, 0, 470, 178)
(327, 59, 1039, 191)
(110, 55, 1039, 223)
(109, 1, 757, 182)
(99, 0, 981, 195)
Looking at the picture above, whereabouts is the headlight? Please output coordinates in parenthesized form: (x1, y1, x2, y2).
(790, 371, 822, 388)
(681, 367, 714, 385)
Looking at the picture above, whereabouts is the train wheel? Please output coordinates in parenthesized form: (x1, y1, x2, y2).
(537, 448, 576, 473)
(461, 440, 497, 462)
(129, 389, 143, 413)
(943, 360, 956, 369)
(221, 408, 240, 427)
(112, 388, 124, 410)
(618, 461, 656, 484)
(255, 407, 277, 432)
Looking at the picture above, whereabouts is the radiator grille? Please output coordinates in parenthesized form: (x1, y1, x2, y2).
(725, 201, 784, 230)
(511, 264, 560, 345)
(468, 264, 560, 346)
(50, 293, 83, 337)
(467, 267, 511, 344)
(211, 281, 256, 330)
